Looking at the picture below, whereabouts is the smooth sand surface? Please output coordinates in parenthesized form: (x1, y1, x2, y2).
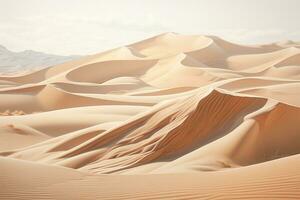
(0, 33, 299, 199)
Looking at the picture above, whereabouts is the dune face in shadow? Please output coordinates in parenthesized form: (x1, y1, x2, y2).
(0, 33, 300, 199)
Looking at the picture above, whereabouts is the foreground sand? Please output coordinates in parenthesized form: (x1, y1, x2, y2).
(1, 155, 299, 200)
(0, 33, 300, 199)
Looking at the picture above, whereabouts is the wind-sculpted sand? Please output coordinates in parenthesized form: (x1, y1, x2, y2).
(1, 33, 300, 199)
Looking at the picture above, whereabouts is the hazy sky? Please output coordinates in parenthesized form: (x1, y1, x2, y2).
(0, 0, 300, 55)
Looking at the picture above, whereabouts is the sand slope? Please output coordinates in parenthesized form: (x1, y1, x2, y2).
(0, 33, 300, 199)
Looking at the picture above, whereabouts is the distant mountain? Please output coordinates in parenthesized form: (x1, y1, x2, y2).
(0, 45, 81, 75)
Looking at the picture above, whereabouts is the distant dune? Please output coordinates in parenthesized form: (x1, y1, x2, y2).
(0, 33, 299, 199)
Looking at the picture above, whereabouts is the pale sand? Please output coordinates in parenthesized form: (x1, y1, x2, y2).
(0, 32, 299, 199)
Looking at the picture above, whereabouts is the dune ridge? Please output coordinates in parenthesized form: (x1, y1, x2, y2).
(0, 33, 300, 199)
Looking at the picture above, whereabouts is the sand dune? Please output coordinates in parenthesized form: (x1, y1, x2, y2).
(0, 33, 299, 199)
